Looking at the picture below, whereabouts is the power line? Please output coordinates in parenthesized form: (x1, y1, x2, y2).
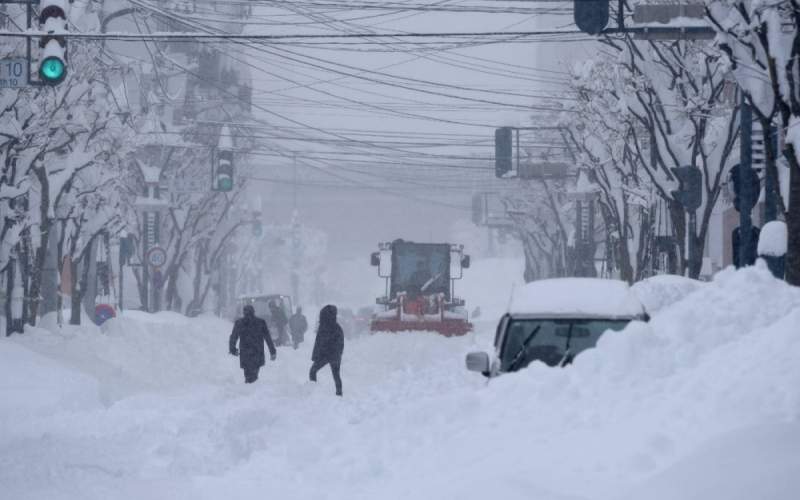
(0, 29, 586, 41)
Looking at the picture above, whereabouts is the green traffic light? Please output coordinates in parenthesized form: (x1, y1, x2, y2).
(217, 178, 233, 191)
(39, 57, 66, 84)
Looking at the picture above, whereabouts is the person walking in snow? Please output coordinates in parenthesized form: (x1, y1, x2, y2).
(289, 306, 308, 349)
(229, 304, 277, 383)
(309, 304, 344, 396)
(270, 301, 290, 346)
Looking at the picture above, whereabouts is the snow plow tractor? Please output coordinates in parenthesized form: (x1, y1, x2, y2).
(369, 240, 472, 336)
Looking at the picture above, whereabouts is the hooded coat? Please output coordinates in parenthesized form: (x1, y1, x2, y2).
(311, 305, 344, 365)
(230, 308, 276, 369)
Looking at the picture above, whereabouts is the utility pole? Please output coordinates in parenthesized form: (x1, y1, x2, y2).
(293, 153, 298, 212)
(291, 153, 300, 306)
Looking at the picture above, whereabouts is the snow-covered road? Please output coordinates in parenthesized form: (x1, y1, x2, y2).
(2, 265, 799, 500)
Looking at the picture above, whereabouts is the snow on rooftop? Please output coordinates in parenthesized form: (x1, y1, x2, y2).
(509, 277, 646, 318)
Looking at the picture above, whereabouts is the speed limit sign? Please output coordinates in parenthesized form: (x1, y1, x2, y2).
(146, 246, 167, 268)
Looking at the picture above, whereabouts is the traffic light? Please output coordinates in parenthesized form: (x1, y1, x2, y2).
(729, 163, 760, 213)
(215, 149, 234, 192)
(252, 220, 263, 237)
(38, 0, 69, 85)
(495, 127, 513, 178)
(119, 235, 135, 265)
(670, 166, 702, 211)
(574, 0, 609, 35)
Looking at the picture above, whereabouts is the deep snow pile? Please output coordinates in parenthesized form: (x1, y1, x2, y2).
(630, 274, 706, 314)
(1, 263, 799, 500)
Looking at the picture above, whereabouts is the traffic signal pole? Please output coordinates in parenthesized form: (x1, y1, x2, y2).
(0, 0, 35, 86)
(739, 99, 755, 267)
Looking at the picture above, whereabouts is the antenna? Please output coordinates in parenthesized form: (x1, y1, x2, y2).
(506, 283, 516, 313)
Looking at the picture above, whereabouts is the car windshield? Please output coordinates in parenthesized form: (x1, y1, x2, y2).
(500, 318, 631, 371)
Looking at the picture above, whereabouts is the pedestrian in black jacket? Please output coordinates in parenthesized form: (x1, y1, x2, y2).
(289, 306, 308, 349)
(270, 301, 290, 346)
(310, 304, 344, 396)
(230, 305, 277, 383)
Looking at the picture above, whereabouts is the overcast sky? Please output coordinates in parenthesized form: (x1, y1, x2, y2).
(236, 2, 595, 263)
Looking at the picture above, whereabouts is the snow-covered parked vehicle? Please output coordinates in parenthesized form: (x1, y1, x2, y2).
(466, 278, 648, 377)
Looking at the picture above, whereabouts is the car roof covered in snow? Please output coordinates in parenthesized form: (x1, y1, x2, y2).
(508, 278, 646, 319)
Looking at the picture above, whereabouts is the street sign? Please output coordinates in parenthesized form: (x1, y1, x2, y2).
(0, 58, 28, 89)
(94, 304, 116, 325)
(633, 4, 705, 24)
(146, 246, 167, 268)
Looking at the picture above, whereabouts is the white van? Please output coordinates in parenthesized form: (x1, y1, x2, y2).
(466, 278, 648, 377)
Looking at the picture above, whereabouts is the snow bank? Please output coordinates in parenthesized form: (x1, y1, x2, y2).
(0, 339, 100, 419)
(619, 422, 800, 500)
(630, 274, 705, 314)
(1, 265, 798, 500)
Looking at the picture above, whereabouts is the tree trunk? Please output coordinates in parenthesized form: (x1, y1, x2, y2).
(27, 229, 50, 325)
(39, 226, 60, 317)
(4, 262, 22, 336)
(69, 250, 93, 326)
(69, 257, 82, 325)
(617, 202, 634, 283)
(669, 202, 688, 275)
(27, 167, 52, 325)
(186, 244, 207, 315)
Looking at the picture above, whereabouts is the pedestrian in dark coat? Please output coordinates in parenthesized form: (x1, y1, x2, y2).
(270, 301, 290, 346)
(289, 306, 308, 349)
(229, 305, 277, 383)
(309, 304, 344, 396)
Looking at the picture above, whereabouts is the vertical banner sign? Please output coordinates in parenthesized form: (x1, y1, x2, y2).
(145, 212, 157, 248)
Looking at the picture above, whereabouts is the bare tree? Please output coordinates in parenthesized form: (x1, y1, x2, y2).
(705, 0, 800, 284)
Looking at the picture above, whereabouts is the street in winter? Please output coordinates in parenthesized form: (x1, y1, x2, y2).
(1, 2, 799, 500)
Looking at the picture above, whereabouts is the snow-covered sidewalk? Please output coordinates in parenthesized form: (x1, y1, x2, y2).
(1, 265, 799, 500)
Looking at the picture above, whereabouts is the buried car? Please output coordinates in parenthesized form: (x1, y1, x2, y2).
(466, 278, 648, 377)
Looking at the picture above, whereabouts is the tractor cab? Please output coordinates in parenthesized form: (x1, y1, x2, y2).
(370, 239, 472, 336)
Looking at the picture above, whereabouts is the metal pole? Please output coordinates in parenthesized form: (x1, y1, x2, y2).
(142, 217, 149, 312)
(24, 0, 32, 85)
(118, 238, 124, 312)
(293, 153, 297, 212)
(688, 211, 697, 276)
(739, 98, 754, 267)
(764, 125, 778, 222)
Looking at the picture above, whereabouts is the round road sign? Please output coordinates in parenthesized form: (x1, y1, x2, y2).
(94, 304, 116, 325)
(146, 246, 167, 268)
